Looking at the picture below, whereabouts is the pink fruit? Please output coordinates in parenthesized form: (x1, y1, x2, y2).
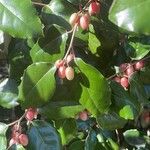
(113, 76, 121, 83)
(58, 66, 66, 79)
(126, 65, 134, 77)
(25, 108, 38, 121)
(79, 111, 89, 121)
(79, 14, 90, 30)
(55, 59, 64, 68)
(18, 134, 29, 146)
(89, 1, 100, 15)
(119, 63, 128, 73)
(120, 77, 129, 88)
(134, 60, 144, 70)
(66, 54, 74, 64)
(69, 13, 80, 26)
(65, 67, 74, 80)
(9, 138, 17, 147)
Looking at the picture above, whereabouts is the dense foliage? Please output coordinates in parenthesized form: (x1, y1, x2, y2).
(0, 0, 150, 149)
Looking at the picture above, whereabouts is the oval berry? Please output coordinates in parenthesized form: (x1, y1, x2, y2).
(89, 2, 100, 15)
(9, 138, 17, 147)
(79, 14, 90, 30)
(66, 54, 74, 64)
(134, 60, 144, 70)
(65, 67, 74, 80)
(113, 76, 121, 83)
(120, 63, 128, 73)
(55, 59, 64, 69)
(126, 65, 134, 77)
(69, 13, 79, 26)
(25, 108, 38, 121)
(79, 111, 89, 121)
(19, 134, 29, 146)
(120, 77, 129, 88)
(58, 66, 66, 79)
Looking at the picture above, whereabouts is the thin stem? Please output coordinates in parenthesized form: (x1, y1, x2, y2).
(32, 2, 46, 7)
(107, 55, 150, 80)
(7, 112, 26, 127)
(63, 24, 78, 60)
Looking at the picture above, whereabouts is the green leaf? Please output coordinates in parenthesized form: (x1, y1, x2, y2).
(0, 78, 18, 108)
(107, 138, 119, 150)
(85, 130, 97, 150)
(110, 81, 139, 116)
(18, 62, 56, 108)
(0, 122, 8, 150)
(0, 0, 42, 38)
(88, 24, 101, 55)
(119, 105, 134, 120)
(140, 66, 150, 84)
(39, 101, 84, 120)
(109, 0, 150, 35)
(10, 144, 25, 150)
(129, 73, 148, 104)
(75, 58, 111, 116)
(55, 119, 77, 145)
(123, 129, 146, 148)
(97, 112, 127, 130)
(27, 120, 62, 150)
(30, 25, 68, 63)
(48, 0, 77, 20)
(68, 140, 84, 150)
(124, 37, 150, 60)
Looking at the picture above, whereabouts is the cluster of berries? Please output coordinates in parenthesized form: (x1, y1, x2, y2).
(9, 108, 38, 148)
(69, 0, 100, 30)
(114, 60, 144, 89)
(55, 53, 75, 80)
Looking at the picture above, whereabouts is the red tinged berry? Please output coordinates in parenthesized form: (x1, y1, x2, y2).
(55, 59, 64, 69)
(119, 63, 128, 73)
(79, 14, 90, 30)
(134, 60, 144, 70)
(120, 77, 129, 88)
(18, 134, 29, 146)
(58, 66, 66, 79)
(65, 67, 74, 80)
(69, 13, 80, 26)
(9, 138, 18, 147)
(78, 111, 89, 121)
(113, 76, 121, 83)
(89, 1, 100, 15)
(66, 54, 74, 64)
(126, 65, 134, 77)
(25, 108, 38, 121)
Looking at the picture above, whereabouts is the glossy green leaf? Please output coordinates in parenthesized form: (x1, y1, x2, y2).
(123, 129, 146, 148)
(18, 62, 56, 108)
(55, 119, 77, 145)
(0, 78, 18, 108)
(85, 130, 97, 150)
(110, 81, 139, 116)
(0, 122, 8, 150)
(129, 73, 148, 104)
(48, 0, 77, 20)
(88, 24, 101, 55)
(30, 25, 68, 63)
(75, 58, 111, 116)
(10, 144, 25, 150)
(140, 66, 150, 84)
(0, 0, 42, 38)
(107, 138, 119, 150)
(119, 105, 134, 120)
(40, 101, 84, 120)
(97, 112, 127, 130)
(109, 0, 150, 35)
(68, 140, 84, 150)
(27, 120, 62, 150)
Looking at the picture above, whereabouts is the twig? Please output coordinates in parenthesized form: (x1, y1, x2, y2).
(32, 2, 47, 7)
(63, 24, 78, 60)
